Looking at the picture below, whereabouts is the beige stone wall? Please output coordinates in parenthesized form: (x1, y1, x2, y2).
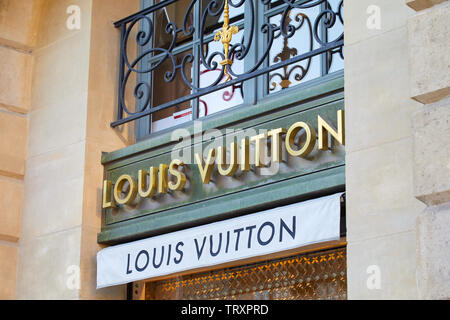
(346, 0, 450, 300)
(79, 0, 137, 300)
(408, 2, 450, 104)
(0, 0, 41, 51)
(16, 0, 91, 300)
(0, 243, 18, 299)
(345, 0, 426, 299)
(2, 0, 136, 299)
(0, 46, 33, 114)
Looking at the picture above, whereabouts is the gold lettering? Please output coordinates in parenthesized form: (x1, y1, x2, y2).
(217, 142, 238, 176)
(102, 180, 115, 208)
(106, 111, 346, 202)
(138, 167, 158, 198)
(250, 133, 268, 167)
(240, 138, 251, 172)
(195, 148, 216, 184)
(113, 175, 138, 205)
(285, 122, 317, 157)
(268, 128, 287, 163)
(318, 109, 345, 150)
(168, 159, 186, 191)
(158, 164, 169, 194)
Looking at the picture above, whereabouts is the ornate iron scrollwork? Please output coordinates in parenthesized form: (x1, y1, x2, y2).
(214, 0, 239, 81)
(113, 0, 344, 128)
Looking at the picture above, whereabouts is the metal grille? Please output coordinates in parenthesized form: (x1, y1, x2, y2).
(145, 246, 347, 300)
(113, 0, 344, 129)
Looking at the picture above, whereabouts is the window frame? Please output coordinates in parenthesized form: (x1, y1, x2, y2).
(135, 0, 343, 141)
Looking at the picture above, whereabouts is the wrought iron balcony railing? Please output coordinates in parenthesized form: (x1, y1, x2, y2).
(112, 0, 344, 131)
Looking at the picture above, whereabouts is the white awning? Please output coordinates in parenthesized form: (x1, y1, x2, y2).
(97, 192, 342, 289)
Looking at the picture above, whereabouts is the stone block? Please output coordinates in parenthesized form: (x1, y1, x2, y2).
(21, 142, 85, 240)
(0, 111, 28, 178)
(408, 1, 450, 103)
(0, 46, 32, 113)
(347, 231, 419, 299)
(0, 0, 41, 50)
(416, 203, 450, 299)
(0, 177, 23, 241)
(412, 97, 450, 205)
(29, 30, 90, 158)
(79, 226, 126, 300)
(345, 27, 421, 153)
(345, 0, 416, 46)
(16, 227, 81, 299)
(346, 138, 421, 230)
(406, 0, 448, 11)
(0, 245, 18, 299)
(31, 29, 90, 113)
(35, 0, 91, 49)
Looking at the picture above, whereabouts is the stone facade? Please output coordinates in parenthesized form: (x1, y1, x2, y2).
(345, 0, 425, 299)
(0, 0, 36, 301)
(0, 0, 136, 299)
(344, 0, 449, 300)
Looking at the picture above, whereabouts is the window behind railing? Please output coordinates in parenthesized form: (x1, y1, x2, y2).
(113, 0, 343, 138)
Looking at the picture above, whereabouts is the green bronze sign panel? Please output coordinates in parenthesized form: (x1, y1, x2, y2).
(99, 78, 345, 244)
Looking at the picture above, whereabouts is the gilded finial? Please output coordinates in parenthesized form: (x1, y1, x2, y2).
(214, 0, 239, 81)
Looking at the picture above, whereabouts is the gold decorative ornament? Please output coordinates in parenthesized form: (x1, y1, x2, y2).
(214, 0, 239, 81)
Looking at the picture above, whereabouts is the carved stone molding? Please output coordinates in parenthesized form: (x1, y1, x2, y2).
(407, 1, 450, 104)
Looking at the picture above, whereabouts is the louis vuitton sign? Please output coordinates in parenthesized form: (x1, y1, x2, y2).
(102, 110, 345, 209)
